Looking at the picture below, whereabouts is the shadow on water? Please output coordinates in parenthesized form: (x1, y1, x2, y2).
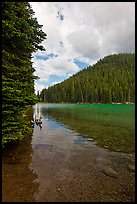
(2, 107, 38, 202)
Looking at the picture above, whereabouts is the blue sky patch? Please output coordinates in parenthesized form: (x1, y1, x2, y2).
(37, 75, 68, 88)
(74, 59, 89, 69)
(35, 53, 58, 60)
(48, 75, 67, 86)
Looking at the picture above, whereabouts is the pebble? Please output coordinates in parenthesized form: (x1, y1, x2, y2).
(87, 138, 93, 141)
(116, 149, 121, 152)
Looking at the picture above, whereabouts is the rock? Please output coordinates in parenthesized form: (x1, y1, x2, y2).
(116, 149, 121, 152)
(57, 187, 60, 191)
(128, 164, 135, 172)
(101, 166, 118, 178)
(87, 138, 93, 141)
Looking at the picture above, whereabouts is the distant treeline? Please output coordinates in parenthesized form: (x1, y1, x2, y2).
(40, 53, 135, 103)
(2, 2, 46, 146)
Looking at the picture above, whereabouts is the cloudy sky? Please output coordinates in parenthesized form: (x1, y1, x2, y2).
(29, 2, 135, 94)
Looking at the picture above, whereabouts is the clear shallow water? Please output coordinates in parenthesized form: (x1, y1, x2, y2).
(2, 103, 135, 202)
(39, 103, 135, 153)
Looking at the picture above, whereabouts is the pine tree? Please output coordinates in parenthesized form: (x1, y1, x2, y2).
(2, 2, 47, 146)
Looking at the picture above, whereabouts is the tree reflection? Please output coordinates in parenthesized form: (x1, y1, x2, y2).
(2, 107, 39, 202)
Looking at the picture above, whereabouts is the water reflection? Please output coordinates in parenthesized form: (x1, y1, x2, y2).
(40, 103, 135, 153)
(2, 103, 134, 202)
(2, 107, 38, 202)
(30, 103, 135, 202)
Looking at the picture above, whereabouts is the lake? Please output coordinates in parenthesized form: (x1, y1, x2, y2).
(2, 103, 135, 202)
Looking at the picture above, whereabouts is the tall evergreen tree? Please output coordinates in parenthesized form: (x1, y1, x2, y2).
(2, 2, 47, 146)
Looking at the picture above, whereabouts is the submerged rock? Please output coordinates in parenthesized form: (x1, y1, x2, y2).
(57, 187, 61, 192)
(87, 138, 93, 141)
(128, 164, 135, 172)
(101, 166, 118, 178)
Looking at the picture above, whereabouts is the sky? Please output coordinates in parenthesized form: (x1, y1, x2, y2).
(29, 2, 135, 94)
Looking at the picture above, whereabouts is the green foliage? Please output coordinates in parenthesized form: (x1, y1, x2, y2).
(2, 2, 47, 147)
(40, 53, 135, 103)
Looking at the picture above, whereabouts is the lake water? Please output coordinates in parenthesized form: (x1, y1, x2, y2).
(2, 103, 135, 202)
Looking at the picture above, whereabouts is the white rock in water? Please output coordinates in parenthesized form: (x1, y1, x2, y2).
(87, 138, 93, 141)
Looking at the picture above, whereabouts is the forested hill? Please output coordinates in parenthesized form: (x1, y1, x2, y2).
(40, 53, 135, 103)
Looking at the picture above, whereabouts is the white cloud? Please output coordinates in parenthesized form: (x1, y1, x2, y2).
(32, 55, 79, 83)
(30, 2, 135, 93)
(34, 83, 46, 95)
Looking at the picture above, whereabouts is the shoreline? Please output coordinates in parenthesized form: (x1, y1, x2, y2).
(40, 102, 135, 105)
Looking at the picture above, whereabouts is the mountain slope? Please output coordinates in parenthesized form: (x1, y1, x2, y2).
(40, 53, 135, 103)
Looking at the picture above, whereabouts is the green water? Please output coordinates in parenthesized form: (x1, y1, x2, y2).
(41, 103, 135, 153)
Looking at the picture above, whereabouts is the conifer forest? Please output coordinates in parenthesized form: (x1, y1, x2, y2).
(40, 53, 135, 104)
